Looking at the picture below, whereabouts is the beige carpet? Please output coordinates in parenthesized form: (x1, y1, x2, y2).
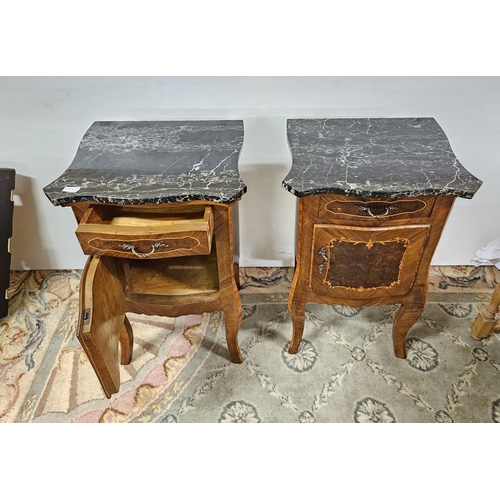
(1, 266, 499, 423)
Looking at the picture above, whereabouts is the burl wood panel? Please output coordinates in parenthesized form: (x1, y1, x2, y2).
(311, 224, 430, 298)
(325, 239, 407, 288)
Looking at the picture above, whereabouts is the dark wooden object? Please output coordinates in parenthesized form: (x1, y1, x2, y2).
(0, 168, 15, 318)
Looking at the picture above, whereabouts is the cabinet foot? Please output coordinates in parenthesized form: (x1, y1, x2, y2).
(224, 301, 243, 363)
(392, 300, 426, 358)
(288, 298, 306, 354)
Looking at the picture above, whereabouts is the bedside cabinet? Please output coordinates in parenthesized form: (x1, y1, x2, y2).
(44, 121, 246, 398)
(283, 118, 482, 359)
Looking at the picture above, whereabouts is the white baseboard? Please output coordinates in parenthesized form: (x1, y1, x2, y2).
(240, 258, 293, 268)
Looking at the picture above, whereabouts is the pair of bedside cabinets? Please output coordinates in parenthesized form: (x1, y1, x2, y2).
(44, 119, 482, 398)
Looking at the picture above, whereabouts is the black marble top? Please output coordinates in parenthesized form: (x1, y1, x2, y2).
(43, 120, 247, 206)
(282, 118, 482, 199)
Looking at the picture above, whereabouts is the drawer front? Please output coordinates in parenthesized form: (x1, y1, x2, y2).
(318, 195, 435, 220)
(310, 223, 430, 298)
(76, 205, 213, 259)
(80, 235, 210, 259)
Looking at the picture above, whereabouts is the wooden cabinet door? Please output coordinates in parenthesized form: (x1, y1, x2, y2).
(310, 224, 430, 299)
(77, 255, 129, 398)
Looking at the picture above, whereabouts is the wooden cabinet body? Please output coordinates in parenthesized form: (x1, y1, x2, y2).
(71, 199, 243, 398)
(288, 193, 455, 358)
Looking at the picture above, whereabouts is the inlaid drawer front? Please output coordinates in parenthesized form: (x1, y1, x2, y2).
(318, 195, 435, 220)
(75, 204, 214, 259)
(310, 223, 430, 298)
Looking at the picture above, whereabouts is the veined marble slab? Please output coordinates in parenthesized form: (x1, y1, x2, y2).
(283, 118, 482, 199)
(44, 120, 247, 206)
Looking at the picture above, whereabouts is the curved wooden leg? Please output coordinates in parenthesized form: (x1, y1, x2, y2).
(471, 285, 500, 340)
(392, 300, 426, 358)
(233, 262, 241, 290)
(120, 315, 134, 365)
(224, 299, 243, 363)
(288, 294, 307, 354)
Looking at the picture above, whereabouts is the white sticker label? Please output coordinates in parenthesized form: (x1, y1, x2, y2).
(62, 186, 81, 193)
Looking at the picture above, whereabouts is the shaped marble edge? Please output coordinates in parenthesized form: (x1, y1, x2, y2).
(43, 120, 247, 206)
(282, 118, 483, 200)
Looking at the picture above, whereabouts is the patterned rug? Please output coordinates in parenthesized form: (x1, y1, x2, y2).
(1, 266, 499, 423)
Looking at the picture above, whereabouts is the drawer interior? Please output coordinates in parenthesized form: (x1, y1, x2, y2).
(79, 204, 212, 233)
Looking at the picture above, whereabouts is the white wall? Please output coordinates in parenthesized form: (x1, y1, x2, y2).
(1, 76, 499, 270)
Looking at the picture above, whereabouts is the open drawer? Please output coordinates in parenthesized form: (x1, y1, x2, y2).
(76, 204, 214, 259)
